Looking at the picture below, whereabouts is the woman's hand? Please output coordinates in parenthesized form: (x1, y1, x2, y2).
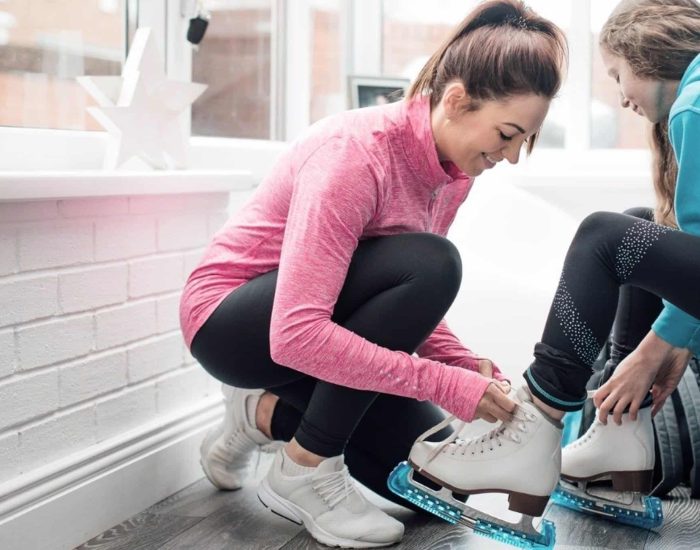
(474, 380, 517, 423)
(593, 332, 691, 425)
(477, 358, 511, 395)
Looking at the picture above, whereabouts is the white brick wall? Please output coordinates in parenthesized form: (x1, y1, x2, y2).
(0, 431, 19, 480)
(0, 328, 15, 378)
(0, 192, 236, 485)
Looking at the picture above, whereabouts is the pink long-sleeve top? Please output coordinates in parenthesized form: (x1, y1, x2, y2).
(180, 95, 504, 422)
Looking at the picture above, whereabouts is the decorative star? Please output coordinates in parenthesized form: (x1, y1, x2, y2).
(77, 27, 207, 170)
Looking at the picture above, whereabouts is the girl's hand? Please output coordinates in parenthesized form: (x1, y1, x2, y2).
(475, 382, 516, 423)
(477, 358, 511, 395)
(593, 332, 691, 425)
(650, 347, 692, 416)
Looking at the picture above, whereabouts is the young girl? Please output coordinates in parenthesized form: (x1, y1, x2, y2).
(405, 0, 700, 532)
(180, 0, 566, 547)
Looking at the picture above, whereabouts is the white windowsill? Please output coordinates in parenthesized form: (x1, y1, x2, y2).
(0, 169, 254, 202)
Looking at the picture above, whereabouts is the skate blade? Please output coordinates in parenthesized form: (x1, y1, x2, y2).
(388, 461, 555, 549)
(551, 479, 663, 529)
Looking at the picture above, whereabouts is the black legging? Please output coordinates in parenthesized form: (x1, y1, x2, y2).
(526, 210, 700, 411)
(190, 232, 458, 506)
(601, 208, 664, 405)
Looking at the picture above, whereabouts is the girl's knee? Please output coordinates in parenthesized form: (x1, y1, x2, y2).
(576, 211, 620, 244)
(623, 206, 654, 221)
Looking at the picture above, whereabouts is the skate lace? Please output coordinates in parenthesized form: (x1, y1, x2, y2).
(568, 420, 601, 449)
(419, 408, 537, 467)
(312, 466, 356, 508)
(454, 408, 536, 456)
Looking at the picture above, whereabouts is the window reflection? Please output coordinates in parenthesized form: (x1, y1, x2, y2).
(191, 0, 273, 139)
(0, 0, 124, 130)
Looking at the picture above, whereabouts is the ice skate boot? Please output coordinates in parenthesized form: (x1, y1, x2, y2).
(200, 384, 280, 490)
(388, 386, 561, 549)
(551, 404, 663, 529)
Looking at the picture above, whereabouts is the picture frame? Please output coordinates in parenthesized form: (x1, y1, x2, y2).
(347, 75, 411, 109)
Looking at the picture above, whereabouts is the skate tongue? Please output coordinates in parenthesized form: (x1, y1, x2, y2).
(515, 385, 532, 404)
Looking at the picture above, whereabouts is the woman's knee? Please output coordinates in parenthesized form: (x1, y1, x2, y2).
(403, 232, 462, 290)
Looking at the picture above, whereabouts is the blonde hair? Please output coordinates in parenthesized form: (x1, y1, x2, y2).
(407, 0, 567, 154)
(600, 0, 700, 228)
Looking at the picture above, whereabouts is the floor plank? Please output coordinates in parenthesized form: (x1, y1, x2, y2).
(74, 512, 202, 550)
(156, 484, 303, 550)
(79, 470, 700, 549)
(644, 487, 700, 550)
(545, 503, 650, 550)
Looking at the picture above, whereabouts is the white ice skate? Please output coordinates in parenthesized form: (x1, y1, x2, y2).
(551, 403, 663, 529)
(388, 386, 562, 549)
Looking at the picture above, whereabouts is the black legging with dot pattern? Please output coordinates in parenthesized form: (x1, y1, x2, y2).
(526, 210, 700, 411)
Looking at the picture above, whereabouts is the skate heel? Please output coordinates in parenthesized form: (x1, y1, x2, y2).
(507, 491, 550, 517)
(611, 470, 653, 492)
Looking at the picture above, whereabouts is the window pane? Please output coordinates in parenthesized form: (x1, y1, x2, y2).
(522, 0, 569, 149)
(310, 0, 344, 123)
(0, 0, 124, 131)
(590, 0, 647, 148)
(191, 0, 273, 139)
(382, 0, 478, 81)
(381, 0, 567, 148)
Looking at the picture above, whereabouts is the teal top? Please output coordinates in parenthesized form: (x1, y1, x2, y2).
(651, 53, 700, 356)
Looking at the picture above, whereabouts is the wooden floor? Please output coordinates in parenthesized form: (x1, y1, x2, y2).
(77, 454, 700, 550)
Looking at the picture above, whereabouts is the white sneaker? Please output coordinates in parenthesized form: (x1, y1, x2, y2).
(408, 386, 562, 517)
(200, 384, 277, 490)
(258, 448, 404, 548)
(562, 406, 654, 492)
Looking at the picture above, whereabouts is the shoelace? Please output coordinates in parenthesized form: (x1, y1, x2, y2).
(312, 466, 357, 509)
(418, 408, 537, 469)
(454, 409, 536, 455)
(225, 426, 259, 464)
(568, 421, 601, 449)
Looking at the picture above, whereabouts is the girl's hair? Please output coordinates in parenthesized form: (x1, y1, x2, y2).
(406, 0, 567, 153)
(600, 0, 700, 228)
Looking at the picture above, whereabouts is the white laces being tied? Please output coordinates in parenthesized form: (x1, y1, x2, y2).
(313, 465, 356, 508)
(416, 407, 537, 470)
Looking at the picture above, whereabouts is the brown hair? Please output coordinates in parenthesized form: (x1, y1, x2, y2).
(600, 0, 700, 227)
(407, 0, 567, 153)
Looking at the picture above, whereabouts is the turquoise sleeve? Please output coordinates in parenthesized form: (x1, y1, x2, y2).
(651, 108, 700, 356)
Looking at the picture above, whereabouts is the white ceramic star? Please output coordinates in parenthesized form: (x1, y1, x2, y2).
(77, 27, 207, 170)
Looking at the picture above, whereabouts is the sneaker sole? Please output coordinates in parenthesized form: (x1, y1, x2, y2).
(257, 477, 398, 548)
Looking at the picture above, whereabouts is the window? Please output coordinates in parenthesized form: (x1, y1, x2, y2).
(381, 0, 568, 148)
(0, 0, 127, 131)
(190, 0, 346, 140)
(0, 0, 651, 155)
(309, 0, 344, 124)
(191, 0, 274, 139)
(590, 0, 647, 149)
